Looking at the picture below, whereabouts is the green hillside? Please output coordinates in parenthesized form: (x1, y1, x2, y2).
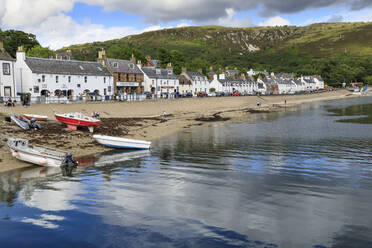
(57, 23, 372, 86)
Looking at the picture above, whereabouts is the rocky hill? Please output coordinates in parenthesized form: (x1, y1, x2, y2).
(28, 22, 372, 85)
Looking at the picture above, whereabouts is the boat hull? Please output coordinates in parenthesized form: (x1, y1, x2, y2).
(10, 114, 30, 130)
(11, 149, 62, 167)
(23, 114, 48, 121)
(55, 114, 101, 127)
(93, 135, 151, 149)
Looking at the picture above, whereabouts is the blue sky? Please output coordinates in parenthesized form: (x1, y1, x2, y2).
(0, 0, 371, 49)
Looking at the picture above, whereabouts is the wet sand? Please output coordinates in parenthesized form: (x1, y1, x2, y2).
(0, 89, 362, 172)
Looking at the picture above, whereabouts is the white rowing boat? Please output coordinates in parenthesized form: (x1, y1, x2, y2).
(93, 135, 151, 150)
(7, 138, 77, 167)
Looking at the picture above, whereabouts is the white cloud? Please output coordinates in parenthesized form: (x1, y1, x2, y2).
(23, 14, 139, 49)
(259, 16, 291, 26)
(217, 8, 252, 27)
(1, 0, 75, 28)
(304, 7, 372, 25)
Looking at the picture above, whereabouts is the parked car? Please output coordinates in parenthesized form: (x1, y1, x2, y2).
(232, 92, 241, 96)
(143, 91, 152, 99)
(208, 92, 216, 97)
(216, 92, 225, 97)
(87, 92, 102, 101)
(181, 92, 193, 98)
(197, 92, 208, 97)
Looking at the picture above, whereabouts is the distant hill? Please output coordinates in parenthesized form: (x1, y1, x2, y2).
(58, 23, 372, 86)
(61, 22, 372, 62)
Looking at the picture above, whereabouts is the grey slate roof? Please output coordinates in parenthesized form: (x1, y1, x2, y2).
(186, 71, 207, 81)
(107, 59, 143, 74)
(293, 79, 304, 85)
(141, 67, 178, 80)
(25, 57, 111, 76)
(0, 48, 14, 61)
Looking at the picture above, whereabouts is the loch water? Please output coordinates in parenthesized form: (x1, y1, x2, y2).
(1, 97, 372, 248)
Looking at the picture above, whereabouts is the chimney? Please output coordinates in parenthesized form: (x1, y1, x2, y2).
(198, 68, 203, 74)
(137, 60, 142, 69)
(98, 49, 107, 66)
(166, 63, 173, 70)
(182, 67, 187, 73)
(17, 46, 26, 61)
(66, 49, 72, 60)
(130, 53, 136, 64)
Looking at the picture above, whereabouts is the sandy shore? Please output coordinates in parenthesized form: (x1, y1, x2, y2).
(0, 89, 364, 172)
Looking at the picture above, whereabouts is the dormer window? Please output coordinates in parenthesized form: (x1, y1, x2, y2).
(129, 63, 134, 69)
(168, 70, 172, 75)
(156, 69, 161, 75)
(113, 62, 118, 68)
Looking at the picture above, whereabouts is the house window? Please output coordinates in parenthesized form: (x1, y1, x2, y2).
(68, 76, 71, 83)
(113, 62, 118, 68)
(34, 86, 39, 93)
(104, 77, 106, 84)
(84, 76, 87, 83)
(42, 75, 45, 82)
(77, 84, 81, 88)
(56, 76, 59, 83)
(108, 86, 112, 92)
(118, 73, 121, 81)
(2, 63, 10, 75)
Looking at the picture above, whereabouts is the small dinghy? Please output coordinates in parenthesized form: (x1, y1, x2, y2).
(93, 135, 151, 150)
(10, 114, 41, 130)
(7, 138, 78, 168)
(23, 114, 48, 121)
(10, 114, 30, 130)
(55, 113, 101, 132)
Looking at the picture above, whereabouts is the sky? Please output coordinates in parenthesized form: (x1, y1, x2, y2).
(0, 0, 372, 49)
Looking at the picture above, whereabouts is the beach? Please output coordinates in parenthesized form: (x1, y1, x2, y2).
(0, 89, 362, 172)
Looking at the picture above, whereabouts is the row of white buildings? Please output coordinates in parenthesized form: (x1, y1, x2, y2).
(0, 44, 325, 102)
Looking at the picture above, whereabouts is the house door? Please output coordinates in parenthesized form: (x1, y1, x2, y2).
(4, 87, 11, 97)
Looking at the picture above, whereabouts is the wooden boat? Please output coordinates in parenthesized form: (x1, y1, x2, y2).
(10, 114, 30, 130)
(55, 113, 101, 132)
(7, 138, 78, 168)
(23, 114, 48, 121)
(93, 135, 151, 149)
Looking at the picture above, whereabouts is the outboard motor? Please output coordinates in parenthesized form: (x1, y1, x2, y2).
(61, 152, 78, 177)
(30, 118, 41, 130)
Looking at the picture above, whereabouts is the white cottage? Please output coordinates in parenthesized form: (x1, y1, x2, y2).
(0, 42, 16, 100)
(15, 47, 113, 102)
(141, 65, 179, 98)
(180, 68, 210, 94)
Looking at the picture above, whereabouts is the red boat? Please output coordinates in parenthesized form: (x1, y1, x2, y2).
(55, 113, 101, 132)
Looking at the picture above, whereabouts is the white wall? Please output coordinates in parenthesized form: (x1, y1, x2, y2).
(15, 51, 113, 100)
(0, 60, 16, 98)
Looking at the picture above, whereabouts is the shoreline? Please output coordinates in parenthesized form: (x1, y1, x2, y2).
(0, 89, 367, 173)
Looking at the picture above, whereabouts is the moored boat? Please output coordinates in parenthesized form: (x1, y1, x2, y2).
(10, 114, 30, 130)
(55, 113, 101, 132)
(93, 135, 151, 149)
(23, 114, 48, 121)
(7, 138, 78, 168)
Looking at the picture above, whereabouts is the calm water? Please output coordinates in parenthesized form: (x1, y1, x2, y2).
(1, 97, 372, 248)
